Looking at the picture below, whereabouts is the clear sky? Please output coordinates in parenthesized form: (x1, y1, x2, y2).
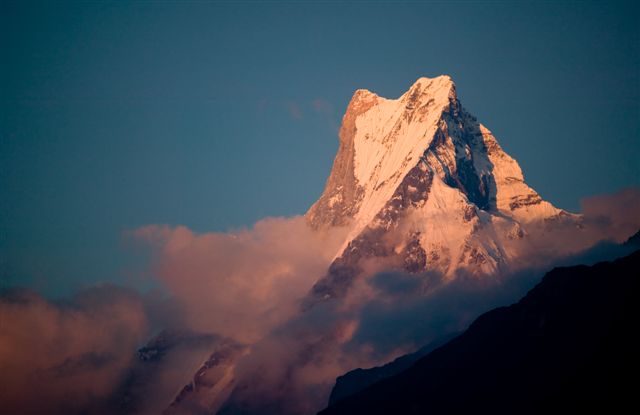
(1, 0, 638, 294)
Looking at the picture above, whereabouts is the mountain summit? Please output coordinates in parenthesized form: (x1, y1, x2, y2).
(306, 75, 577, 301)
(162, 76, 586, 414)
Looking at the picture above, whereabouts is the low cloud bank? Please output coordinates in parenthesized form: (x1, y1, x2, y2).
(1, 188, 638, 414)
(0, 285, 148, 414)
(581, 187, 640, 242)
(133, 216, 348, 344)
(215, 188, 640, 413)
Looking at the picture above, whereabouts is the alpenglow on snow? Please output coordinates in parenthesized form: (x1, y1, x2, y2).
(306, 75, 579, 302)
(163, 76, 584, 413)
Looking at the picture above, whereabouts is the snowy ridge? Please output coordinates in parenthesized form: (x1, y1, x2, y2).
(306, 75, 580, 300)
(406, 175, 502, 277)
(351, 76, 456, 240)
(478, 124, 563, 222)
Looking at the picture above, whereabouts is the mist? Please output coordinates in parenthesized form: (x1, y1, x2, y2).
(0, 286, 148, 414)
(1, 188, 638, 414)
(134, 216, 349, 344)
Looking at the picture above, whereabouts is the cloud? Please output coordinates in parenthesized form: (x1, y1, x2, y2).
(220, 301, 367, 415)
(479, 187, 640, 273)
(0, 285, 148, 414)
(311, 98, 333, 115)
(0, 217, 349, 414)
(2, 187, 637, 414)
(133, 216, 348, 344)
(129, 217, 354, 413)
(217, 261, 557, 414)
(285, 101, 304, 120)
(580, 187, 640, 242)
(209, 188, 640, 413)
(311, 98, 339, 131)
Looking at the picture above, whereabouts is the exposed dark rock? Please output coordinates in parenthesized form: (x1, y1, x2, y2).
(137, 329, 219, 363)
(509, 193, 543, 210)
(305, 90, 376, 229)
(113, 329, 223, 414)
(401, 233, 427, 273)
(167, 340, 247, 413)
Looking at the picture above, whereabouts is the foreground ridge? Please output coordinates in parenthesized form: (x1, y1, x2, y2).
(320, 250, 640, 414)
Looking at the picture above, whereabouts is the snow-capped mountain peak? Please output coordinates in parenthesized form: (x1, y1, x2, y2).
(307, 75, 457, 231)
(306, 75, 578, 301)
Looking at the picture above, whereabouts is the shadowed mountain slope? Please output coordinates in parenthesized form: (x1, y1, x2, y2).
(320, 250, 640, 414)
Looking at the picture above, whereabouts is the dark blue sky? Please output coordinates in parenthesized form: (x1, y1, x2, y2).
(1, 1, 638, 294)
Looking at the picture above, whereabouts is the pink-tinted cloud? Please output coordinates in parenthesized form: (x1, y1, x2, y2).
(311, 98, 339, 131)
(0, 286, 148, 414)
(3, 187, 635, 414)
(134, 216, 348, 344)
(133, 187, 640, 413)
(286, 101, 304, 120)
(311, 98, 333, 115)
(580, 186, 640, 242)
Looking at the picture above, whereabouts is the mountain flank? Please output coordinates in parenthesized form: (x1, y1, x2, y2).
(319, 250, 640, 414)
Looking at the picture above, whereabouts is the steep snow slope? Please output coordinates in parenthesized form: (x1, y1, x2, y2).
(165, 76, 585, 414)
(307, 75, 578, 300)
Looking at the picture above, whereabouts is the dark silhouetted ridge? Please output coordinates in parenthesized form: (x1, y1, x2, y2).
(328, 333, 458, 406)
(319, 250, 640, 415)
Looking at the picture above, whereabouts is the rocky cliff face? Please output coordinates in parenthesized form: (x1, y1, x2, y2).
(306, 76, 578, 302)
